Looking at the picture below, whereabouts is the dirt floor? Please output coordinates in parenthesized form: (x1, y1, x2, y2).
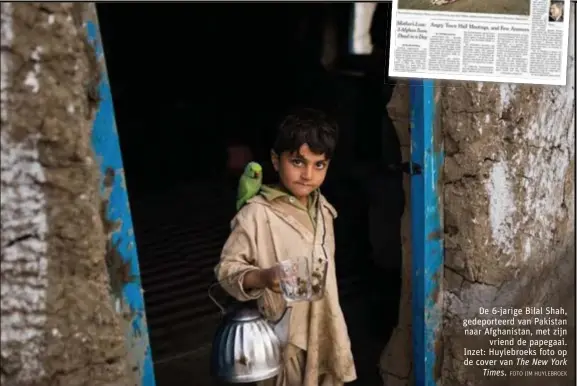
(397, 0, 530, 16)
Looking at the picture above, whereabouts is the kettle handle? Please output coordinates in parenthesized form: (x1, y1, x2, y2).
(208, 282, 226, 314)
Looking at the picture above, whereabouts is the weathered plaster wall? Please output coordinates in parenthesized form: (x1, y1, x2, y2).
(0, 3, 131, 385)
(380, 8, 575, 386)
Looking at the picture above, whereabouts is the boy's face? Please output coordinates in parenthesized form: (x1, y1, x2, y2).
(271, 144, 330, 200)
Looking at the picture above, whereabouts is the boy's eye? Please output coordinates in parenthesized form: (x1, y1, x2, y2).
(290, 159, 327, 169)
(291, 159, 304, 166)
(315, 162, 326, 169)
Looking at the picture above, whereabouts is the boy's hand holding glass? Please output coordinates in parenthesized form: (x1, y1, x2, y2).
(260, 266, 282, 293)
(242, 257, 313, 302)
(243, 266, 282, 293)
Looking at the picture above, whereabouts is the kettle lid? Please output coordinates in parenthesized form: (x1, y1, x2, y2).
(230, 306, 262, 322)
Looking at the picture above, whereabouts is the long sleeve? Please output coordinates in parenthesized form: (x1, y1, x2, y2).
(214, 211, 265, 302)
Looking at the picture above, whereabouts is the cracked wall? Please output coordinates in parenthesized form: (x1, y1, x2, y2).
(0, 3, 132, 385)
(380, 8, 575, 386)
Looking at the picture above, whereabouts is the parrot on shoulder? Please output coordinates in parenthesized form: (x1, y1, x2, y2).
(236, 162, 263, 211)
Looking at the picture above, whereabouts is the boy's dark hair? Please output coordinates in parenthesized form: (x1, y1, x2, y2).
(272, 108, 338, 159)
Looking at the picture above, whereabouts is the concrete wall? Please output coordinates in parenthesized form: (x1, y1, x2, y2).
(380, 8, 575, 386)
(0, 3, 131, 385)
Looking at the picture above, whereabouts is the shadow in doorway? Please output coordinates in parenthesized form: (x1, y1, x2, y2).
(96, 3, 402, 385)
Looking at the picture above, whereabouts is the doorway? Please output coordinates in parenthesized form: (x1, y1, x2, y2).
(96, 3, 402, 385)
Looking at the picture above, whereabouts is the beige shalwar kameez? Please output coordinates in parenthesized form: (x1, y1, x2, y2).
(215, 186, 357, 386)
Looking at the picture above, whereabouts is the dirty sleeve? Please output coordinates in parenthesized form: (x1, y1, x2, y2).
(214, 210, 264, 302)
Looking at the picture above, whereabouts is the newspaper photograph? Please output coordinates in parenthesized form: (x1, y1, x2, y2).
(388, 0, 572, 85)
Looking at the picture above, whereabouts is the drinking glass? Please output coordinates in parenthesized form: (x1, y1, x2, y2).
(277, 257, 312, 303)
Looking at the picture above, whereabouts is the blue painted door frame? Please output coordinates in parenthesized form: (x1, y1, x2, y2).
(410, 80, 444, 386)
(86, 9, 156, 386)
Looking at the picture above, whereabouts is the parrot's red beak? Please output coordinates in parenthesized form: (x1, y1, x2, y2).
(254, 171, 260, 178)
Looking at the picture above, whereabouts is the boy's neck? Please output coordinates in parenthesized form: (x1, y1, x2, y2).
(296, 195, 308, 207)
(275, 183, 311, 207)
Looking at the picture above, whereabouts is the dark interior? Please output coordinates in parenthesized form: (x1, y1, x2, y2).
(96, 4, 403, 385)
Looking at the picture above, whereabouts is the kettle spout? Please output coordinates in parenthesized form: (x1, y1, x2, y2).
(269, 306, 293, 347)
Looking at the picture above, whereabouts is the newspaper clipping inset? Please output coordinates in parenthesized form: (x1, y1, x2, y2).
(388, 0, 572, 85)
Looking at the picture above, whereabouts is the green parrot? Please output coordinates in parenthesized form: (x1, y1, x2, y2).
(236, 162, 263, 211)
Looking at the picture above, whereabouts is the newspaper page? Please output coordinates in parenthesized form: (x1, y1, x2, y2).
(388, 0, 572, 85)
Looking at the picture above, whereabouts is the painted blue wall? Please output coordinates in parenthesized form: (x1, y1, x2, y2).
(410, 80, 444, 386)
(86, 10, 156, 386)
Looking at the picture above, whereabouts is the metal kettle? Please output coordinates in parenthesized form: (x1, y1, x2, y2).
(209, 285, 293, 383)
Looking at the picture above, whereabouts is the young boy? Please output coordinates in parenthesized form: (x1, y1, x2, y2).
(215, 108, 357, 386)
